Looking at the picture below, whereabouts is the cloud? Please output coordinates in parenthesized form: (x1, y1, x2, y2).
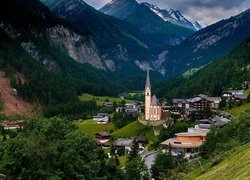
(84, 0, 250, 26)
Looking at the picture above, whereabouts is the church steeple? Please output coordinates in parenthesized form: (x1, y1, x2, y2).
(145, 69, 151, 90)
(145, 69, 151, 120)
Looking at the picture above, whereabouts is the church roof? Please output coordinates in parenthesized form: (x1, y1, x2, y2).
(145, 69, 151, 90)
(151, 95, 160, 106)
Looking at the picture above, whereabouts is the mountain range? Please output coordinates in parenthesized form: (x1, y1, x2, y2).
(162, 9, 250, 77)
(142, 2, 202, 31)
(99, 0, 194, 45)
(0, 0, 250, 107)
(155, 38, 250, 99)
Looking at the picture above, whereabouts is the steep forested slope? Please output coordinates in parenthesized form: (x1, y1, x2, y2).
(163, 9, 250, 77)
(155, 38, 250, 99)
(0, 0, 124, 107)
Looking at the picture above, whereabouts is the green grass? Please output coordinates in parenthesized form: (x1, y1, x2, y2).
(185, 161, 211, 180)
(79, 93, 133, 106)
(79, 120, 97, 125)
(118, 155, 127, 167)
(75, 121, 115, 136)
(244, 88, 250, 96)
(228, 103, 250, 117)
(190, 143, 250, 180)
(112, 121, 159, 145)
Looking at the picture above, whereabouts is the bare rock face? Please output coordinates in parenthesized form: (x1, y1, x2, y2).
(21, 41, 58, 71)
(46, 25, 106, 70)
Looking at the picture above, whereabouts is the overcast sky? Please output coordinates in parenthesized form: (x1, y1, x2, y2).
(84, 0, 250, 26)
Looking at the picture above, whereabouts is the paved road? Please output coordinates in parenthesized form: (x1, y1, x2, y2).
(143, 151, 158, 169)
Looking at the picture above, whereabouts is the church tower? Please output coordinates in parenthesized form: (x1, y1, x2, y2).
(145, 69, 151, 120)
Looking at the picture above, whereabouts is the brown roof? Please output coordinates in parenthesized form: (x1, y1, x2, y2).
(133, 136, 147, 143)
(161, 138, 203, 148)
(205, 97, 222, 102)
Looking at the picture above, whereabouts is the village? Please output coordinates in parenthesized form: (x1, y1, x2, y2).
(1, 72, 250, 169)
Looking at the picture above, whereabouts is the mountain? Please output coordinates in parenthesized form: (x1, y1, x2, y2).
(100, 0, 194, 46)
(154, 38, 250, 99)
(41, 0, 155, 77)
(0, 0, 124, 107)
(162, 9, 250, 77)
(142, 2, 202, 31)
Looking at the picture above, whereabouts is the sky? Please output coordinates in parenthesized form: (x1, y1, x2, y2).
(84, 0, 250, 26)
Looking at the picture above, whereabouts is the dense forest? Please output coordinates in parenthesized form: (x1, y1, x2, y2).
(154, 38, 250, 100)
(0, 118, 150, 179)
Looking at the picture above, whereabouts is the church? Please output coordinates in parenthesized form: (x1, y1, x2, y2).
(145, 70, 162, 121)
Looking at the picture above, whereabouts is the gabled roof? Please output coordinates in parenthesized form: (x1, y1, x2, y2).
(114, 138, 133, 147)
(151, 95, 160, 106)
(95, 132, 111, 137)
(145, 69, 151, 90)
(205, 97, 222, 102)
(173, 99, 187, 104)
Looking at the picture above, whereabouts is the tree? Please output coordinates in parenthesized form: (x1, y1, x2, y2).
(151, 152, 175, 179)
(125, 157, 149, 180)
(0, 117, 123, 179)
(128, 140, 139, 161)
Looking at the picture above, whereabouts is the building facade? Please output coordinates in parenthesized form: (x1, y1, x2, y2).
(145, 70, 162, 121)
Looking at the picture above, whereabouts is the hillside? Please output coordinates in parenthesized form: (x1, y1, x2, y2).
(112, 121, 158, 145)
(41, 0, 154, 75)
(155, 38, 250, 99)
(0, 0, 125, 113)
(0, 73, 33, 116)
(163, 9, 250, 77)
(186, 143, 250, 180)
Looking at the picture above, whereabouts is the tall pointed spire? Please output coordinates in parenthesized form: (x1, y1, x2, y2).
(145, 69, 151, 90)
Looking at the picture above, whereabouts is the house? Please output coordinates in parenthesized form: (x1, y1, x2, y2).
(115, 107, 124, 112)
(228, 90, 244, 96)
(187, 96, 209, 111)
(172, 99, 189, 112)
(161, 131, 208, 159)
(125, 103, 138, 113)
(172, 95, 210, 114)
(133, 136, 148, 145)
(95, 132, 111, 143)
(93, 113, 109, 124)
(95, 139, 110, 148)
(0, 173, 6, 180)
(209, 116, 230, 127)
(205, 97, 222, 109)
(2, 120, 25, 130)
(232, 94, 247, 101)
(104, 102, 113, 107)
(223, 90, 244, 98)
(114, 138, 134, 153)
